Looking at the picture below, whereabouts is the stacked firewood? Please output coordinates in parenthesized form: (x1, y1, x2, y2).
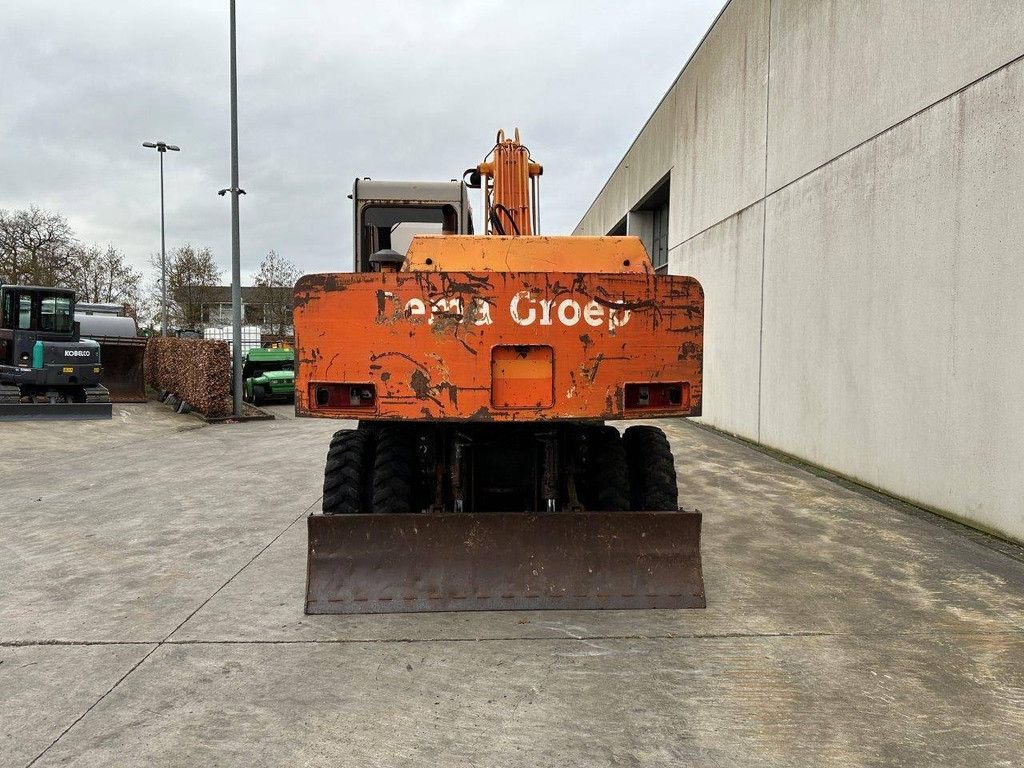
(145, 338, 232, 417)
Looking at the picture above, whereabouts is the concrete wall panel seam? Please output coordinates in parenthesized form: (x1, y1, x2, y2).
(764, 48, 1024, 200)
(756, 0, 774, 444)
(621, 48, 1024, 255)
(576, 0, 736, 228)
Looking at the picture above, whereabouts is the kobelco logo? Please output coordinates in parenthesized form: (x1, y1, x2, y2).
(403, 292, 630, 330)
(64, 350, 92, 357)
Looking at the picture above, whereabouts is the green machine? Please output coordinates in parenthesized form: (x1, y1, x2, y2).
(242, 347, 295, 405)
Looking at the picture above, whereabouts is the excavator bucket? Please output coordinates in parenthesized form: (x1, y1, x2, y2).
(93, 336, 148, 402)
(305, 510, 705, 614)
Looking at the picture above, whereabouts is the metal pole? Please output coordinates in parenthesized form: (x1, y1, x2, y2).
(159, 150, 168, 337)
(229, 0, 243, 416)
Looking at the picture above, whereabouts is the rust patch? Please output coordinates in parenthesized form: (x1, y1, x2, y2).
(463, 297, 496, 326)
(410, 369, 431, 399)
(410, 369, 447, 409)
(438, 272, 494, 295)
(468, 406, 494, 422)
(677, 342, 699, 361)
(431, 312, 464, 334)
(370, 351, 427, 372)
(580, 353, 604, 385)
(439, 382, 458, 406)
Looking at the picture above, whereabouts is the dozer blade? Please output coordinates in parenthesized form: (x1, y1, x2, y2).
(306, 510, 705, 614)
(0, 402, 112, 421)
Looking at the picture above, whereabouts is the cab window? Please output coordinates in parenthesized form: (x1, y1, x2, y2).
(40, 295, 72, 332)
(359, 205, 458, 271)
(18, 295, 32, 330)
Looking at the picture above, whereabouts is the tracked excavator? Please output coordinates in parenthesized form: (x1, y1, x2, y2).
(296, 130, 705, 613)
(0, 283, 112, 420)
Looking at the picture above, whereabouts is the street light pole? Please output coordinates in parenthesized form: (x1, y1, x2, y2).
(219, 0, 246, 417)
(142, 141, 180, 336)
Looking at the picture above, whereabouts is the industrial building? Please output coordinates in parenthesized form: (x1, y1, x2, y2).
(575, 0, 1024, 542)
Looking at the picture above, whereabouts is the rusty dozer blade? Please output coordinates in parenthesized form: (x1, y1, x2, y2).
(306, 510, 705, 614)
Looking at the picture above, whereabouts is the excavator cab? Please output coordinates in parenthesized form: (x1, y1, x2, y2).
(352, 179, 473, 272)
(299, 131, 705, 613)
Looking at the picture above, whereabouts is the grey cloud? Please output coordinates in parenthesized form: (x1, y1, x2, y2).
(1, 0, 720, 282)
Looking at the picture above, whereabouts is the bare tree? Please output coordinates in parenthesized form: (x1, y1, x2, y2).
(0, 206, 78, 286)
(252, 250, 299, 335)
(152, 244, 222, 329)
(69, 244, 143, 309)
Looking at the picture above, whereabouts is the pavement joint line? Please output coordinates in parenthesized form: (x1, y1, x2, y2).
(1, 641, 156, 647)
(161, 499, 318, 644)
(23, 643, 160, 768)
(154, 627, 1024, 643)
(22, 497, 318, 768)
(6, 627, 1023, 648)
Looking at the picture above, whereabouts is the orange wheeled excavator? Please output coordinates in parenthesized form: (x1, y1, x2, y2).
(295, 130, 705, 613)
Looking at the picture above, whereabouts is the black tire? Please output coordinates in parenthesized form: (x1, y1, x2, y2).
(322, 428, 375, 514)
(580, 425, 630, 511)
(371, 425, 418, 514)
(252, 385, 265, 406)
(623, 425, 678, 511)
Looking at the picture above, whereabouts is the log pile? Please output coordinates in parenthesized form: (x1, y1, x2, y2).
(145, 337, 232, 417)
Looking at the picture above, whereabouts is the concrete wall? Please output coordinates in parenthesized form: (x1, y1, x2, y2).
(575, 0, 1024, 541)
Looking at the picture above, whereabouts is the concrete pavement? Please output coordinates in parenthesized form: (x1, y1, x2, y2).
(1, 403, 1023, 766)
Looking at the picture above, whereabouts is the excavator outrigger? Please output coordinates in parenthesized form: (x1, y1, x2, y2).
(296, 130, 705, 613)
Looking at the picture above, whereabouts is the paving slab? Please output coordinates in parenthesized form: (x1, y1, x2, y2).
(2, 402, 198, 468)
(0, 404, 340, 643)
(170, 419, 1024, 643)
(0, 643, 153, 768)
(30, 633, 1024, 768)
(4, 404, 1024, 766)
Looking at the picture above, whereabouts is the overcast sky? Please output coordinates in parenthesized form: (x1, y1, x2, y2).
(0, 0, 721, 283)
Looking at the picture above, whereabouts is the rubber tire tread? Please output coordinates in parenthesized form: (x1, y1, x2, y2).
(622, 425, 678, 511)
(583, 425, 630, 511)
(371, 425, 418, 514)
(322, 428, 375, 514)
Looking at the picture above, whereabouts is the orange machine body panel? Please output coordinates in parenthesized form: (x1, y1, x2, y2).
(294, 236, 703, 423)
(403, 234, 649, 273)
